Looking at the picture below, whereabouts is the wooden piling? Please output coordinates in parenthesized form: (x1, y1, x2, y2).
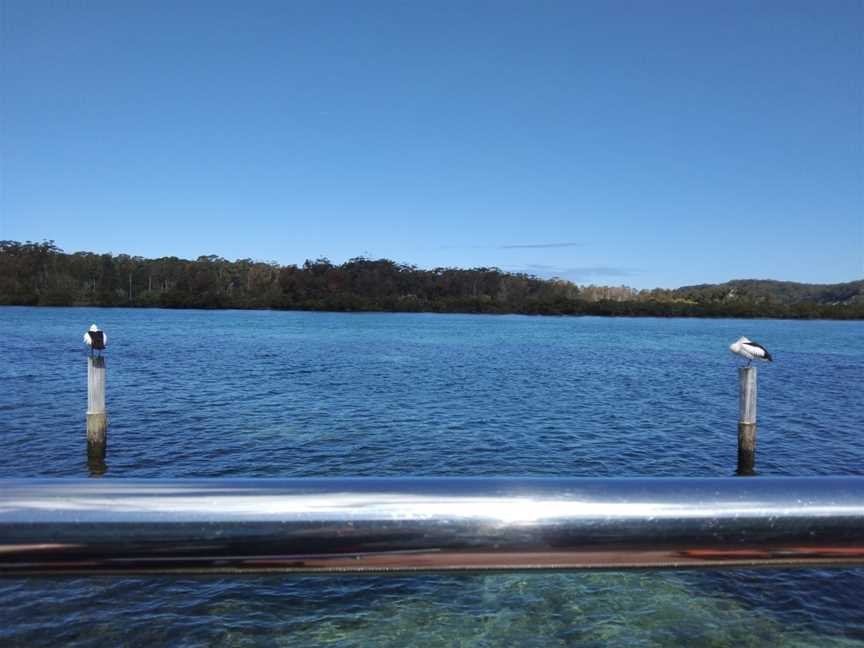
(87, 355, 108, 455)
(736, 366, 757, 476)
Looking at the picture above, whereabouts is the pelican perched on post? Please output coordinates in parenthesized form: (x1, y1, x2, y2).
(729, 336, 772, 366)
(83, 324, 107, 355)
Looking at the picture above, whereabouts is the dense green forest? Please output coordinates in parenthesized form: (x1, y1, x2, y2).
(1, 240, 862, 319)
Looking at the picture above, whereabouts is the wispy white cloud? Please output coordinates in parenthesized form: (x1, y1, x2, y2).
(440, 242, 583, 250)
(496, 242, 583, 250)
(510, 264, 639, 281)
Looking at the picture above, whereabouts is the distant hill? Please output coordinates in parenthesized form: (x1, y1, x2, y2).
(672, 279, 864, 306)
(1, 240, 862, 319)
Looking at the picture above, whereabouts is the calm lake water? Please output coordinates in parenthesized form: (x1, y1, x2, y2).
(1, 307, 863, 646)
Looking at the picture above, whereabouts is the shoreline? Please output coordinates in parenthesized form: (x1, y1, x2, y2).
(2, 303, 862, 321)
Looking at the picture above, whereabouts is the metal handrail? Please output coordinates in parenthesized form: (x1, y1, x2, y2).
(1, 477, 863, 575)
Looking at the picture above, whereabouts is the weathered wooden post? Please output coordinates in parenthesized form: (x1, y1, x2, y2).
(736, 366, 757, 476)
(87, 355, 107, 449)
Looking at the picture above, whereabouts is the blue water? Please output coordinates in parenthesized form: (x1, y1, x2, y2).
(1, 307, 863, 646)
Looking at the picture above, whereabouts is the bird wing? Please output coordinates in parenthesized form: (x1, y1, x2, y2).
(748, 340, 772, 361)
(83, 332, 91, 346)
(102, 332, 108, 346)
(741, 342, 767, 359)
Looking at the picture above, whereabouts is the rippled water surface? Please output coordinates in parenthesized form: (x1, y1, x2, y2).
(1, 307, 863, 646)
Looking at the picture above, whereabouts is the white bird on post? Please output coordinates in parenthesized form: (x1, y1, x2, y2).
(729, 336, 771, 474)
(82, 324, 108, 459)
(83, 324, 107, 356)
(729, 336, 772, 367)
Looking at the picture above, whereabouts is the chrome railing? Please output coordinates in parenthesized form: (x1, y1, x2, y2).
(1, 477, 863, 575)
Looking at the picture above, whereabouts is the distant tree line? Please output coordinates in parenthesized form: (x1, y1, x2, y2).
(1, 240, 862, 319)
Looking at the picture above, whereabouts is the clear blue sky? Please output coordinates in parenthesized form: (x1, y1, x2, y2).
(1, 1, 861, 288)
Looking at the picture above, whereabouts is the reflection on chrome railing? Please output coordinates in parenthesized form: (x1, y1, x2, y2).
(1, 477, 863, 575)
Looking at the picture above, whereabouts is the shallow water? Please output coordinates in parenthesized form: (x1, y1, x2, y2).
(1, 308, 862, 646)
